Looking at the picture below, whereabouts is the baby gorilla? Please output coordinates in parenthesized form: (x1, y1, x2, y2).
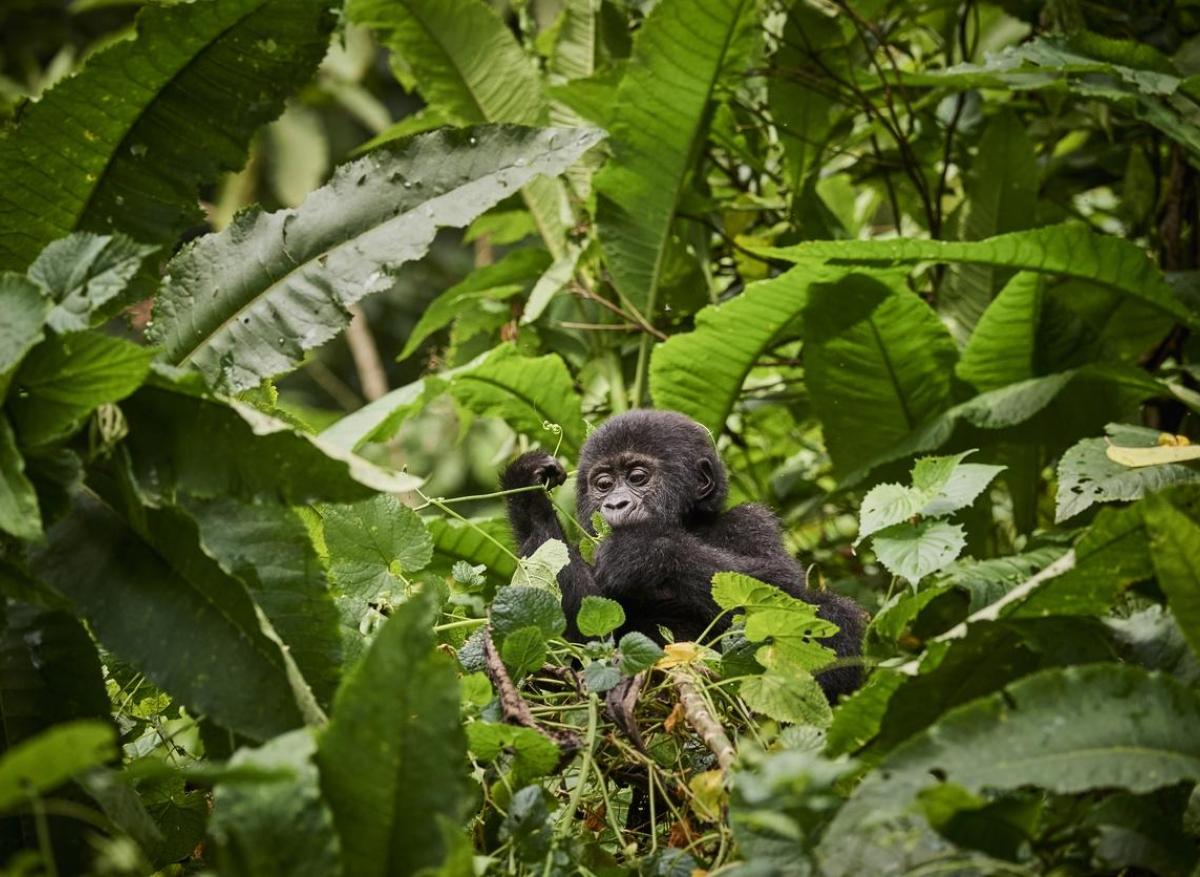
(502, 409, 865, 700)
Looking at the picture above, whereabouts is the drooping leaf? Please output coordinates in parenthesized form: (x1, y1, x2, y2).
(8, 331, 155, 446)
(760, 223, 1196, 328)
(151, 125, 602, 393)
(28, 233, 157, 332)
(427, 516, 518, 581)
(818, 665, 1200, 877)
(32, 492, 317, 741)
(1143, 494, 1200, 660)
(594, 0, 754, 317)
(956, 271, 1043, 392)
(941, 112, 1039, 340)
(0, 721, 116, 814)
(0, 273, 49, 398)
(346, 0, 571, 256)
(0, 0, 334, 270)
(317, 590, 469, 877)
(446, 344, 587, 454)
(122, 376, 422, 505)
(1056, 426, 1200, 522)
(0, 417, 40, 541)
(824, 670, 905, 758)
(210, 729, 342, 877)
(872, 520, 967, 586)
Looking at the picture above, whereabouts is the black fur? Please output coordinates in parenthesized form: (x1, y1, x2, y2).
(502, 410, 865, 701)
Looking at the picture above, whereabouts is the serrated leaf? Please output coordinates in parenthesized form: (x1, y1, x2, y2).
(501, 626, 548, 680)
(317, 590, 468, 877)
(323, 496, 433, 604)
(0, 0, 334, 270)
(1056, 434, 1200, 522)
(857, 483, 926, 543)
(152, 125, 602, 393)
(919, 463, 1006, 517)
(872, 520, 967, 586)
(583, 660, 621, 693)
(740, 670, 832, 727)
(577, 596, 625, 638)
(0, 273, 50, 397)
(594, 0, 754, 317)
(466, 723, 559, 781)
(618, 631, 665, 675)
(711, 571, 780, 611)
(511, 538, 570, 593)
(28, 233, 157, 332)
(8, 330, 155, 446)
(491, 586, 566, 641)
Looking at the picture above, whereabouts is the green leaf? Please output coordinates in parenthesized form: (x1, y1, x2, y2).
(123, 377, 422, 505)
(594, 0, 754, 316)
(32, 492, 316, 741)
(618, 632, 665, 675)
(28, 233, 157, 332)
(711, 571, 781, 611)
(818, 665, 1200, 877)
(0, 0, 334, 270)
(448, 344, 587, 455)
(740, 670, 832, 728)
(760, 223, 1196, 329)
(151, 125, 602, 393)
(956, 271, 1043, 392)
(0, 416, 41, 541)
(511, 538, 570, 593)
(466, 723, 559, 781)
(583, 660, 622, 693)
(491, 586, 566, 641)
(397, 248, 551, 362)
(805, 280, 958, 476)
(0, 273, 49, 397)
(941, 112, 1039, 340)
(918, 462, 1006, 518)
(317, 590, 469, 877)
(9, 330, 155, 446)
(210, 729, 342, 877)
(1143, 494, 1200, 660)
(501, 626, 548, 680)
(427, 516, 518, 581)
(576, 596, 626, 638)
(1056, 427, 1200, 522)
(347, 0, 571, 255)
(0, 720, 115, 813)
(186, 499, 344, 708)
(857, 483, 926, 543)
(872, 520, 967, 586)
(824, 670, 905, 758)
(323, 496, 433, 604)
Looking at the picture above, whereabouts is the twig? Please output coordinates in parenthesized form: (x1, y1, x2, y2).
(345, 304, 389, 401)
(896, 549, 1077, 675)
(482, 628, 582, 761)
(669, 668, 736, 771)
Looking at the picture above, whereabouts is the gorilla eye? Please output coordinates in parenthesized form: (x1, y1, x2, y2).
(628, 468, 649, 486)
(594, 474, 614, 493)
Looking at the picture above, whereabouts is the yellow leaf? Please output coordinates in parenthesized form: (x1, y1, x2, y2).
(1105, 443, 1200, 468)
(688, 770, 726, 823)
(656, 641, 702, 669)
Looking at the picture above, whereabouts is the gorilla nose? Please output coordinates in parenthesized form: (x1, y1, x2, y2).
(604, 498, 630, 511)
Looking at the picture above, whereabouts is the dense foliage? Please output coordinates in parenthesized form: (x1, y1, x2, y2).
(2, 0, 1200, 874)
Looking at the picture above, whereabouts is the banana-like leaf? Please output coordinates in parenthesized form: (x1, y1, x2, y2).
(151, 125, 602, 393)
(759, 223, 1197, 328)
(347, 0, 571, 256)
(956, 271, 1043, 392)
(594, 0, 754, 317)
(818, 665, 1200, 877)
(0, 0, 334, 271)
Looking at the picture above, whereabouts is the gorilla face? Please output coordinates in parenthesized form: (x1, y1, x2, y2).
(587, 453, 658, 528)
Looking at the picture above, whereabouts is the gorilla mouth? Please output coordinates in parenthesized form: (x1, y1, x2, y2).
(602, 505, 649, 527)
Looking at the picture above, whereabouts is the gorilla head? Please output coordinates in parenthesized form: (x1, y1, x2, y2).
(575, 410, 728, 530)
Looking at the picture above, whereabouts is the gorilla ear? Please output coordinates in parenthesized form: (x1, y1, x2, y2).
(697, 458, 716, 500)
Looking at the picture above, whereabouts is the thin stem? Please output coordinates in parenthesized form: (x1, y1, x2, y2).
(433, 617, 487, 633)
(556, 692, 600, 839)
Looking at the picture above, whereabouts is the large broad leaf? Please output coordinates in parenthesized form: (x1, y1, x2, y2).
(186, 499, 344, 709)
(760, 223, 1197, 328)
(317, 590, 469, 877)
(650, 263, 881, 435)
(151, 125, 602, 393)
(818, 665, 1200, 877)
(0, 721, 115, 814)
(940, 112, 1039, 341)
(0, 0, 334, 271)
(0, 417, 40, 541)
(32, 491, 320, 741)
(210, 729, 342, 877)
(594, 0, 753, 317)
(8, 330, 155, 447)
(122, 374, 422, 505)
(956, 271, 1043, 393)
(346, 0, 570, 256)
(427, 517, 518, 581)
(1143, 494, 1200, 660)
